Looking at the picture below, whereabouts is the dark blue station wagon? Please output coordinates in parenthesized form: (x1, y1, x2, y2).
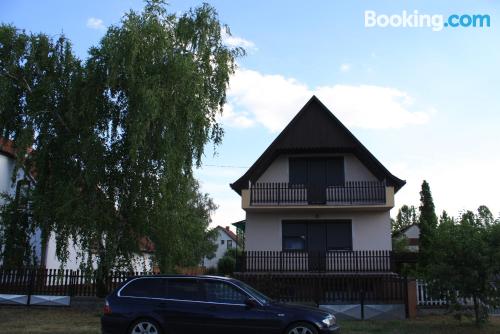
(101, 275, 340, 334)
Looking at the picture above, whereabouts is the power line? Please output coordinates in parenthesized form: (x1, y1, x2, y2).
(204, 164, 249, 169)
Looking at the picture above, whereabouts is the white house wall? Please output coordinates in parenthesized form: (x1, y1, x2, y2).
(0, 153, 43, 266)
(404, 225, 420, 239)
(44, 232, 153, 272)
(245, 211, 392, 251)
(0, 154, 22, 197)
(257, 153, 378, 183)
(203, 228, 236, 268)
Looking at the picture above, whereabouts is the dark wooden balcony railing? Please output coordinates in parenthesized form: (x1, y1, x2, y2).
(250, 181, 386, 206)
(236, 250, 401, 273)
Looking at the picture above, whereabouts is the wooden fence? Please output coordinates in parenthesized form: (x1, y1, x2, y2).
(234, 273, 408, 306)
(237, 250, 402, 273)
(0, 268, 155, 297)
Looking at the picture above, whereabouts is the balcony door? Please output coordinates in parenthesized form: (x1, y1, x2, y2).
(308, 159, 327, 204)
(289, 157, 344, 205)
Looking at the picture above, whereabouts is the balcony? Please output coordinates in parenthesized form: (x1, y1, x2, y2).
(236, 250, 417, 273)
(242, 181, 393, 211)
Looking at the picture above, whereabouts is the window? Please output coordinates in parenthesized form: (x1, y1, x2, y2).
(166, 279, 203, 301)
(282, 221, 352, 252)
(282, 223, 307, 251)
(289, 157, 344, 186)
(227, 240, 233, 249)
(221, 239, 225, 245)
(326, 221, 352, 251)
(203, 281, 247, 304)
(120, 278, 167, 298)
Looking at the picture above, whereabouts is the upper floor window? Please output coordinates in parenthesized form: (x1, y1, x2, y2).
(227, 240, 233, 249)
(289, 157, 344, 187)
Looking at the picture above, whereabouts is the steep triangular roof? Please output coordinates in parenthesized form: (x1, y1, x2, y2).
(230, 96, 405, 194)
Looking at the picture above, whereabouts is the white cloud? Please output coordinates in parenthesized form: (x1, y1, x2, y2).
(225, 68, 433, 133)
(391, 157, 500, 218)
(218, 103, 255, 129)
(340, 63, 351, 72)
(221, 30, 256, 51)
(86, 17, 104, 30)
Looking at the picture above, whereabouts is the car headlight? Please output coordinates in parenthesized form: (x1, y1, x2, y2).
(321, 314, 336, 327)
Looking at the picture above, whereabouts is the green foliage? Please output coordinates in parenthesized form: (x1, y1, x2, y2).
(0, 185, 38, 268)
(392, 235, 410, 253)
(418, 180, 438, 268)
(422, 207, 500, 326)
(0, 0, 241, 294)
(392, 204, 418, 234)
(217, 254, 236, 275)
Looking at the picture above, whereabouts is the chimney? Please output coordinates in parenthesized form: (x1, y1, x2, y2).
(225, 226, 230, 231)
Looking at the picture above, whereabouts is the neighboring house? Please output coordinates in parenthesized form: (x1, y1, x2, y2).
(393, 224, 420, 252)
(0, 138, 153, 272)
(203, 226, 239, 269)
(230, 96, 405, 272)
(0, 138, 42, 265)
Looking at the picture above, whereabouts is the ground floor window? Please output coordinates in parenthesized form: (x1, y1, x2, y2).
(282, 220, 352, 252)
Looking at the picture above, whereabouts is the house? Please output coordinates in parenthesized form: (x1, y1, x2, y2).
(393, 224, 420, 252)
(203, 226, 239, 269)
(230, 96, 405, 272)
(0, 138, 154, 272)
(0, 138, 42, 266)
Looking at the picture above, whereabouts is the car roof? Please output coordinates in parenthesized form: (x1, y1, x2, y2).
(127, 274, 235, 281)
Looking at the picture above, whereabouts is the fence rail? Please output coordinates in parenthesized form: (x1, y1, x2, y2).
(0, 268, 154, 297)
(237, 250, 403, 273)
(250, 181, 386, 206)
(234, 273, 407, 305)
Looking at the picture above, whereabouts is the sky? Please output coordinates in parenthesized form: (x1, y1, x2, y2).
(1, 0, 499, 228)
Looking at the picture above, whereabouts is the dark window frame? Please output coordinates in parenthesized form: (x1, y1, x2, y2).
(282, 221, 307, 252)
(288, 157, 345, 187)
(282, 220, 353, 252)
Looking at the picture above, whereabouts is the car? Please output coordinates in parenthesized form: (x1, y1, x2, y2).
(101, 275, 340, 334)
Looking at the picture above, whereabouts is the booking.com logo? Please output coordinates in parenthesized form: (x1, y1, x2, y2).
(365, 10, 491, 31)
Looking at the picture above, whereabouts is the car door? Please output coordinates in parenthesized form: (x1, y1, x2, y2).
(201, 279, 282, 334)
(159, 278, 211, 334)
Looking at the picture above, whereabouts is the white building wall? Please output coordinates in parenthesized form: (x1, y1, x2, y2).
(0, 153, 43, 265)
(245, 211, 392, 251)
(257, 153, 378, 183)
(44, 232, 153, 272)
(0, 154, 21, 197)
(404, 225, 420, 239)
(203, 228, 237, 268)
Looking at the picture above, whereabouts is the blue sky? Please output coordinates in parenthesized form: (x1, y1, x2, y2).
(2, 0, 499, 226)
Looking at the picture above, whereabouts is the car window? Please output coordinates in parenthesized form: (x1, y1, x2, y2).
(120, 278, 167, 298)
(203, 280, 248, 304)
(166, 279, 203, 301)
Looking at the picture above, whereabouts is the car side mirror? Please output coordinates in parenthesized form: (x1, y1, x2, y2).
(245, 298, 259, 308)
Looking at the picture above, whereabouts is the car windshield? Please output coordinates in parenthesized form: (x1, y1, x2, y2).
(236, 281, 273, 305)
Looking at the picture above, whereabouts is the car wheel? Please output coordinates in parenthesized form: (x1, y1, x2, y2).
(129, 319, 162, 334)
(285, 322, 318, 334)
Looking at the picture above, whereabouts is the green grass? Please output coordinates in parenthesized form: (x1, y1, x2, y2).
(0, 306, 499, 334)
(0, 307, 101, 334)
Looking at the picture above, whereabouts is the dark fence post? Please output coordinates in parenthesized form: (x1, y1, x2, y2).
(26, 268, 36, 306)
(360, 287, 365, 320)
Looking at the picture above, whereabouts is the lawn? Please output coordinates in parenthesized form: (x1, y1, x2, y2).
(0, 306, 499, 334)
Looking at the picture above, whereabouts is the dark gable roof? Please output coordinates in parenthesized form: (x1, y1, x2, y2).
(230, 96, 405, 194)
